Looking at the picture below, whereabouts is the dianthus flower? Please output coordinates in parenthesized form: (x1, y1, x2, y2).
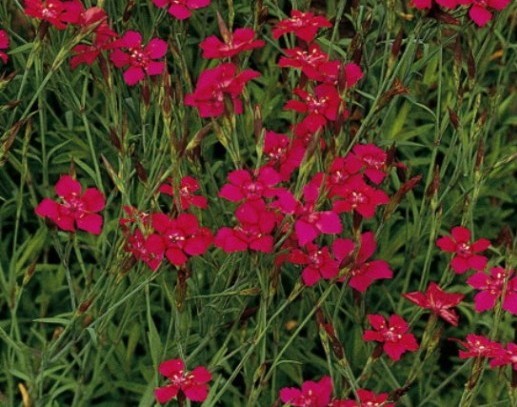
(24, 0, 83, 29)
(149, 213, 213, 266)
(436, 226, 490, 274)
(288, 243, 339, 286)
(279, 376, 333, 407)
(460, 0, 511, 27)
(219, 167, 281, 202)
(272, 10, 332, 43)
(331, 389, 395, 407)
(489, 343, 517, 371)
(411, 0, 458, 9)
(159, 176, 208, 210)
(155, 358, 212, 404)
(456, 333, 502, 359)
(215, 199, 277, 253)
(184, 63, 260, 117)
(403, 282, 464, 326)
(284, 84, 343, 133)
(262, 131, 305, 181)
(467, 267, 517, 314)
(0, 29, 9, 63)
(152, 0, 211, 20)
(35, 175, 106, 235)
(200, 27, 264, 59)
(110, 31, 168, 85)
(334, 232, 393, 293)
(351, 144, 388, 184)
(70, 8, 118, 69)
(278, 44, 331, 79)
(363, 314, 419, 361)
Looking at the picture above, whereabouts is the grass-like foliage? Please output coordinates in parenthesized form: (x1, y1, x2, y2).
(0, 0, 516, 406)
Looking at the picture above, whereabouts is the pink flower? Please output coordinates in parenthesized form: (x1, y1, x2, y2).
(331, 175, 389, 219)
(403, 282, 464, 326)
(272, 10, 332, 43)
(461, 0, 511, 27)
(436, 226, 490, 274)
(0, 29, 8, 63)
(456, 334, 502, 359)
(35, 175, 106, 235)
(155, 358, 212, 403)
(411, 0, 458, 9)
(219, 167, 281, 202)
(279, 376, 333, 407)
(152, 0, 211, 20)
(110, 31, 168, 85)
(200, 28, 265, 59)
(467, 267, 517, 314)
(262, 131, 305, 181)
(278, 44, 331, 79)
(351, 144, 388, 184)
(150, 213, 213, 266)
(284, 84, 343, 133)
(125, 229, 165, 271)
(23, 0, 83, 29)
(215, 199, 277, 253)
(159, 176, 208, 210)
(185, 63, 260, 117)
(288, 243, 339, 286)
(335, 232, 393, 293)
(363, 314, 419, 361)
(331, 389, 395, 407)
(489, 343, 517, 370)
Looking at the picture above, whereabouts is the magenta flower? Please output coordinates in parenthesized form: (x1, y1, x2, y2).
(456, 333, 502, 359)
(153, 0, 211, 20)
(489, 343, 517, 371)
(110, 31, 167, 85)
(351, 144, 388, 185)
(200, 28, 265, 59)
(288, 243, 339, 286)
(278, 44, 331, 79)
(284, 84, 343, 133)
(150, 213, 213, 266)
(403, 282, 464, 326)
(272, 10, 332, 43)
(262, 131, 305, 181)
(279, 376, 333, 407)
(184, 63, 260, 117)
(436, 226, 490, 274)
(125, 229, 165, 271)
(411, 0, 458, 9)
(219, 167, 281, 202)
(461, 0, 511, 27)
(0, 29, 9, 64)
(467, 267, 517, 314)
(330, 388, 395, 407)
(363, 314, 419, 361)
(334, 232, 393, 293)
(155, 358, 212, 403)
(159, 176, 208, 210)
(24, 0, 83, 29)
(35, 175, 105, 235)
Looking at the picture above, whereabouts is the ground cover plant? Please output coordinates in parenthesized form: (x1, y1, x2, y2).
(0, 0, 516, 405)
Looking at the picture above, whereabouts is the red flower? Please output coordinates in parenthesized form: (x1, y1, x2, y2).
(288, 243, 339, 286)
(363, 314, 419, 361)
(35, 175, 106, 235)
(110, 31, 167, 85)
(150, 213, 212, 266)
(279, 376, 333, 407)
(460, 0, 511, 27)
(185, 63, 260, 117)
(70, 8, 117, 69)
(152, 0, 211, 20)
(335, 232, 393, 293)
(456, 334, 502, 359)
(489, 343, 517, 371)
(262, 131, 305, 181)
(23, 0, 83, 29)
(412, 0, 458, 9)
(0, 29, 9, 63)
(284, 84, 343, 133)
(215, 199, 277, 253)
(332, 175, 389, 219)
(403, 282, 464, 326)
(200, 28, 264, 59)
(159, 176, 208, 210)
(155, 358, 212, 403)
(436, 226, 490, 274)
(352, 144, 388, 184)
(219, 167, 281, 202)
(272, 10, 332, 43)
(278, 44, 331, 79)
(125, 229, 165, 271)
(331, 389, 395, 407)
(467, 267, 517, 314)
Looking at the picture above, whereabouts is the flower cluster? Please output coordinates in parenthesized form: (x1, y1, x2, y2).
(411, 0, 511, 27)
